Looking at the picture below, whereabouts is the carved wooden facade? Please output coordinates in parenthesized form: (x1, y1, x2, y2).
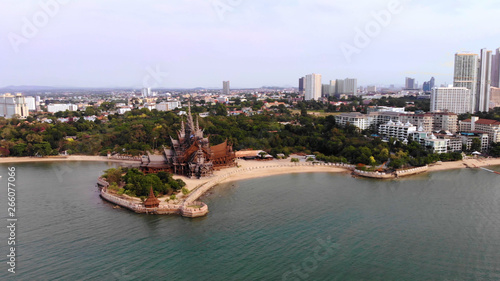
(141, 104, 236, 178)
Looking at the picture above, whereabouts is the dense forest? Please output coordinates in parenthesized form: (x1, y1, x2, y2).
(1, 100, 498, 169)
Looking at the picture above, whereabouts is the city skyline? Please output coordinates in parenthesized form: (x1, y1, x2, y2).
(2, 0, 500, 88)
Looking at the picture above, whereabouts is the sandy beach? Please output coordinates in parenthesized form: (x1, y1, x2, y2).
(427, 158, 500, 172)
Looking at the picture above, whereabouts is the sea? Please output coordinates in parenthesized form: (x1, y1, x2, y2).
(1, 161, 500, 280)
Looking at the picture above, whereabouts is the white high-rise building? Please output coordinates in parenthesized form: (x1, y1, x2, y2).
(305, 74, 322, 101)
(141, 87, 151, 97)
(453, 52, 479, 112)
(431, 86, 473, 114)
(477, 48, 492, 112)
(0, 93, 28, 118)
(223, 81, 230, 95)
(25, 96, 36, 111)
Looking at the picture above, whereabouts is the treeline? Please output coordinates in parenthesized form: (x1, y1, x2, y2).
(0, 103, 467, 169)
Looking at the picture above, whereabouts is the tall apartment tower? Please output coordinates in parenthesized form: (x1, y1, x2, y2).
(298, 77, 305, 93)
(477, 48, 492, 112)
(304, 73, 322, 101)
(141, 87, 151, 97)
(453, 52, 479, 112)
(405, 77, 416, 89)
(492, 48, 500, 88)
(343, 78, 358, 95)
(223, 81, 230, 95)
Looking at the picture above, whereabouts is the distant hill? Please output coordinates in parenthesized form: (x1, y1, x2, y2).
(0, 85, 60, 92)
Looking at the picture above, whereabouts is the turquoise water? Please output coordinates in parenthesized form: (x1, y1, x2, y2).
(1, 162, 500, 280)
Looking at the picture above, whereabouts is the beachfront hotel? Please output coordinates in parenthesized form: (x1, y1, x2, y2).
(336, 111, 458, 133)
(430, 86, 473, 114)
(378, 120, 417, 141)
(459, 117, 500, 144)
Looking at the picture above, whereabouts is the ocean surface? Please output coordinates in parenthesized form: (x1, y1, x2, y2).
(1, 162, 500, 280)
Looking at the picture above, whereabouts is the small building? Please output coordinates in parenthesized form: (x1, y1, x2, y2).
(235, 150, 265, 160)
(424, 135, 449, 154)
(144, 187, 160, 208)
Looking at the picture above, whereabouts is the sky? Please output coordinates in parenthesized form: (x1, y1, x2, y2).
(1, 0, 500, 89)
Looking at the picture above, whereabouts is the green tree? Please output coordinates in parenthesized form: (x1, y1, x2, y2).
(471, 138, 481, 152)
(215, 103, 228, 116)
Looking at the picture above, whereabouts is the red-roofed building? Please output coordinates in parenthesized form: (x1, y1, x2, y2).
(460, 117, 500, 144)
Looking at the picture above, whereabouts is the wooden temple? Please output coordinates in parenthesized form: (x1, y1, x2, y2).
(140, 104, 236, 178)
(143, 186, 160, 208)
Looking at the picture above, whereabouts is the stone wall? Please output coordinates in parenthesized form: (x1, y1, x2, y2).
(97, 177, 208, 217)
(353, 165, 429, 179)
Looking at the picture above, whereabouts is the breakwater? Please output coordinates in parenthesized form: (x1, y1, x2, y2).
(353, 165, 429, 179)
(97, 177, 208, 218)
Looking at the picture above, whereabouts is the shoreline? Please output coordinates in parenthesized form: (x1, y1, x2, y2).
(92, 156, 500, 216)
(180, 157, 500, 203)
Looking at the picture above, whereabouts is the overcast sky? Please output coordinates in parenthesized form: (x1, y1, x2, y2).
(1, 0, 499, 89)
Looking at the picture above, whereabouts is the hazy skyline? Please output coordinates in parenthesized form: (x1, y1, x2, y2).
(1, 0, 500, 89)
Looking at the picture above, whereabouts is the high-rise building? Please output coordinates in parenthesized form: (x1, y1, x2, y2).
(453, 52, 479, 112)
(141, 87, 151, 97)
(304, 74, 322, 101)
(490, 87, 500, 108)
(298, 77, 305, 93)
(330, 80, 336, 95)
(333, 78, 357, 95)
(405, 77, 416, 89)
(0, 93, 29, 118)
(477, 48, 492, 112)
(492, 48, 500, 88)
(335, 79, 344, 95)
(423, 82, 430, 92)
(25, 96, 36, 111)
(343, 78, 358, 95)
(431, 86, 473, 114)
(423, 77, 435, 92)
(223, 81, 230, 95)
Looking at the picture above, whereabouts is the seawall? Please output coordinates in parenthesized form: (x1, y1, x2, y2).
(353, 165, 429, 179)
(97, 177, 208, 218)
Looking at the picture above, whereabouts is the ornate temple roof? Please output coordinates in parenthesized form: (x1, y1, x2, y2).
(144, 186, 160, 208)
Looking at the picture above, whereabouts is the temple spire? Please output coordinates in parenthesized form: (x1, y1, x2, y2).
(186, 100, 195, 134)
(144, 186, 160, 208)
